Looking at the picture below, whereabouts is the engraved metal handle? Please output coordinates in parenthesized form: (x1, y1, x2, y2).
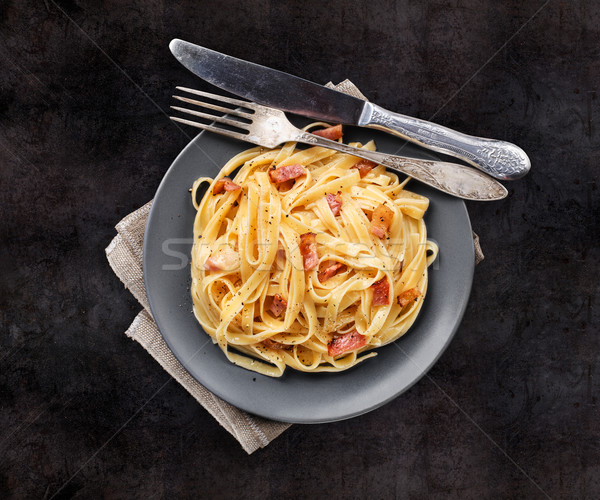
(294, 131, 507, 201)
(358, 102, 530, 180)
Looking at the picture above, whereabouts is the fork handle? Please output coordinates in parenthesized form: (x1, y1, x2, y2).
(294, 131, 507, 201)
(358, 102, 530, 180)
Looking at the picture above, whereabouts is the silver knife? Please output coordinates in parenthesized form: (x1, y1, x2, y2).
(169, 39, 530, 181)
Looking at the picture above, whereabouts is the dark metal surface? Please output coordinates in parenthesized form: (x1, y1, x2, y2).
(170, 39, 365, 124)
(1, 0, 598, 498)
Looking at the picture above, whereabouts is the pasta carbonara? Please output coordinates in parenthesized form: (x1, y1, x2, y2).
(190, 125, 438, 377)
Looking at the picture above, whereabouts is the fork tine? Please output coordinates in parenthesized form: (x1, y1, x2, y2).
(173, 95, 252, 120)
(170, 105, 249, 131)
(170, 116, 249, 142)
(176, 87, 256, 110)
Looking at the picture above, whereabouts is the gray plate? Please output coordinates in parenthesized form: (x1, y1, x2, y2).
(143, 124, 474, 424)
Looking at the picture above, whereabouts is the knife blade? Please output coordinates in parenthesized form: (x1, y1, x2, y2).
(169, 39, 530, 181)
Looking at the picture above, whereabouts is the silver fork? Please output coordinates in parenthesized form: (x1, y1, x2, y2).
(170, 87, 507, 201)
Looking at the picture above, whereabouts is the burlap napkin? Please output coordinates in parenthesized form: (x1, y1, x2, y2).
(105, 81, 484, 455)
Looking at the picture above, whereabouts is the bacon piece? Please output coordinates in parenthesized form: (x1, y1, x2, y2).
(299, 232, 318, 271)
(326, 192, 343, 216)
(318, 261, 346, 283)
(352, 159, 377, 178)
(371, 277, 390, 306)
(398, 287, 421, 307)
(312, 124, 343, 141)
(204, 246, 240, 271)
(269, 164, 307, 184)
(370, 203, 394, 238)
(328, 329, 366, 357)
(268, 293, 288, 318)
(212, 177, 241, 195)
(262, 338, 292, 350)
(278, 179, 295, 191)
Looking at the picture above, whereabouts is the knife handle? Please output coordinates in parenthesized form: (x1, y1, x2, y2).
(358, 102, 530, 180)
(296, 132, 507, 201)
